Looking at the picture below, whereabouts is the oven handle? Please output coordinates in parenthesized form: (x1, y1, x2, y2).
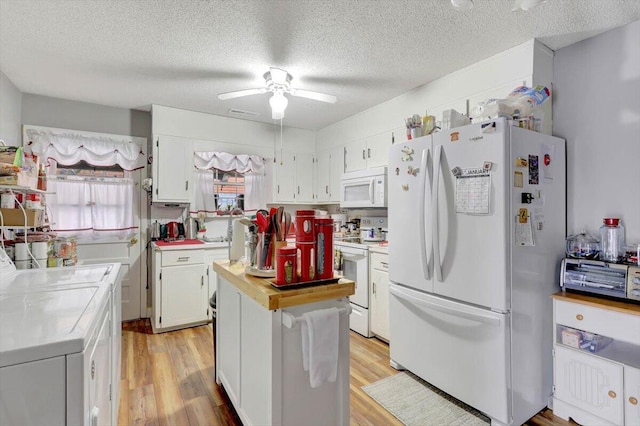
(341, 252, 366, 262)
(369, 178, 375, 204)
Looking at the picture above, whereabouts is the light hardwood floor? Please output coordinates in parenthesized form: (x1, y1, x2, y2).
(119, 320, 575, 425)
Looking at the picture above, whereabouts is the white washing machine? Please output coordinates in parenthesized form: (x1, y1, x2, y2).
(0, 255, 121, 426)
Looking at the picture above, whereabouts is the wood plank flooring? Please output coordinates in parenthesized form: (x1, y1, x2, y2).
(119, 320, 576, 425)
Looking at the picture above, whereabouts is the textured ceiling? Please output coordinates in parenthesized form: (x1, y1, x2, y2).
(1, 0, 639, 130)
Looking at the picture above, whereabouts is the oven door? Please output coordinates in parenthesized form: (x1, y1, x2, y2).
(338, 246, 368, 308)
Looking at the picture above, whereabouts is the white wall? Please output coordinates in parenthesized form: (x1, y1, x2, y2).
(0, 71, 22, 146)
(553, 20, 640, 243)
(317, 40, 551, 149)
(151, 104, 316, 157)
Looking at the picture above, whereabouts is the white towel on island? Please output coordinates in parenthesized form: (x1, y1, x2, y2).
(300, 307, 339, 388)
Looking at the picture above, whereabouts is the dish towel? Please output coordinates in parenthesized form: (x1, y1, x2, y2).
(300, 307, 340, 388)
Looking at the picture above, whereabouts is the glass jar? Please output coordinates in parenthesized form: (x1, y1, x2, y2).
(566, 231, 599, 259)
(599, 218, 625, 263)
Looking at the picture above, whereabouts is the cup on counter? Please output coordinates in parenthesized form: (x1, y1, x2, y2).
(15, 242, 31, 261)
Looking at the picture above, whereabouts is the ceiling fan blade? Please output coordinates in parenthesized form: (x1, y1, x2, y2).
(289, 88, 337, 104)
(217, 87, 267, 100)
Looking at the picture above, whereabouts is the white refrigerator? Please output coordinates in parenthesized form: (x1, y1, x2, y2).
(388, 118, 566, 426)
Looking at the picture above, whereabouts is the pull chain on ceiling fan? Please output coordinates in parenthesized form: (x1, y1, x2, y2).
(218, 67, 337, 120)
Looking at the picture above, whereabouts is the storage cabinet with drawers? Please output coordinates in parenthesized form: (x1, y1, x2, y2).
(151, 245, 209, 333)
(369, 249, 390, 341)
(552, 292, 640, 426)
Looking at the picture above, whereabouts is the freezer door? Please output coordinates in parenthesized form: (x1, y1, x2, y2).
(388, 136, 434, 293)
(431, 120, 509, 311)
(389, 284, 510, 424)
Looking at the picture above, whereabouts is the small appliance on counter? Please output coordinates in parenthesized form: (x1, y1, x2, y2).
(561, 258, 640, 302)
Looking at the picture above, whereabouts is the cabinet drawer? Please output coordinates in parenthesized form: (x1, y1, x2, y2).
(555, 300, 640, 345)
(370, 252, 389, 271)
(161, 249, 204, 267)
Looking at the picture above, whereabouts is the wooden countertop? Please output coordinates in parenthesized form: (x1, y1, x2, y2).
(552, 291, 640, 316)
(213, 261, 355, 310)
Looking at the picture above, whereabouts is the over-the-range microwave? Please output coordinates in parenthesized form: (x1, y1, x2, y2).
(339, 167, 387, 209)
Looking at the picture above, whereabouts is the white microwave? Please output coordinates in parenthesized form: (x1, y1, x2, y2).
(340, 167, 387, 208)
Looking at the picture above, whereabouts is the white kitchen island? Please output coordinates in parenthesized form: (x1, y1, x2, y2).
(213, 261, 354, 426)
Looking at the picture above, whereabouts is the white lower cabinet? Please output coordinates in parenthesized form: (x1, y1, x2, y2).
(205, 247, 228, 300)
(151, 246, 209, 333)
(216, 276, 350, 426)
(369, 251, 390, 341)
(552, 295, 640, 426)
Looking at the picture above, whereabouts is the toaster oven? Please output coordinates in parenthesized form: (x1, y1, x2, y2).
(561, 258, 640, 302)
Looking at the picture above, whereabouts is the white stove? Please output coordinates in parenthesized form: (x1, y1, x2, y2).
(334, 217, 387, 337)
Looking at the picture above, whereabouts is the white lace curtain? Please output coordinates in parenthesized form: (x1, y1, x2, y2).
(23, 125, 146, 170)
(193, 152, 267, 214)
(22, 126, 144, 239)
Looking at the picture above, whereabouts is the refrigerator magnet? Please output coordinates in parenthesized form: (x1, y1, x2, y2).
(407, 165, 419, 176)
(514, 171, 524, 188)
(518, 208, 529, 224)
(528, 155, 539, 185)
(450, 132, 459, 142)
(402, 184, 409, 191)
(515, 157, 528, 167)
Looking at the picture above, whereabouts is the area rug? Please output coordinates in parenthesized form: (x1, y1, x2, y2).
(362, 372, 490, 426)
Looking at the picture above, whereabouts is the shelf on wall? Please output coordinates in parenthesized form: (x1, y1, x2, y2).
(0, 184, 47, 194)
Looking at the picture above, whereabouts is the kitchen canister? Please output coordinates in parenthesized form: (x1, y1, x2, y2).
(599, 218, 624, 262)
(1, 192, 16, 209)
(315, 218, 334, 280)
(14, 260, 30, 270)
(32, 241, 49, 259)
(276, 246, 297, 285)
(296, 241, 315, 282)
(14, 242, 31, 261)
(295, 210, 315, 242)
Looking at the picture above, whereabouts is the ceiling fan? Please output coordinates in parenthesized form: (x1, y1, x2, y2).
(217, 67, 337, 120)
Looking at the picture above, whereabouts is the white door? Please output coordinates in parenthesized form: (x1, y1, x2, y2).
(274, 150, 296, 202)
(328, 145, 344, 202)
(431, 122, 509, 311)
(161, 264, 207, 328)
(387, 136, 433, 293)
(153, 135, 191, 203)
(366, 132, 392, 169)
(554, 345, 624, 425)
(75, 171, 145, 321)
(389, 284, 510, 425)
(315, 149, 331, 203)
(344, 139, 367, 172)
(295, 152, 314, 202)
(625, 366, 640, 426)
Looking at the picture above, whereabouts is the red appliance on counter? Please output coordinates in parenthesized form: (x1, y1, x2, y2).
(166, 221, 180, 240)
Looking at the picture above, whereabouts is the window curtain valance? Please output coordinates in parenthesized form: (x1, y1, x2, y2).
(194, 151, 264, 174)
(23, 125, 147, 170)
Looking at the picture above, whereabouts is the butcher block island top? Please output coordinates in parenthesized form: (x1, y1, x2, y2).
(213, 260, 355, 310)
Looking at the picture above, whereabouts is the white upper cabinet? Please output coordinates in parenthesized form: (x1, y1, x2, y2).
(344, 132, 393, 173)
(152, 134, 191, 203)
(315, 146, 344, 203)
(272, 150, 314, 203)
(295, 152, 314, 203)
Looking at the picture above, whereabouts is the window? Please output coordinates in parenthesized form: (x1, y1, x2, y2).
(213, 169, 244, 211)
(46, 160, 138, 238)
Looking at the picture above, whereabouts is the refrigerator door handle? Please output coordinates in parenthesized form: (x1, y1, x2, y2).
(419, 148, 432, 280)
(390, 285, 501, 326)
(432, 144, 443, 282)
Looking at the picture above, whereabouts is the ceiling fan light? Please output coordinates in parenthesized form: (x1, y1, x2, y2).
(269, 92, 288, 119)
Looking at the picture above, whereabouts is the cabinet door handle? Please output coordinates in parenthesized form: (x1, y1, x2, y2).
(277, 184, 280, 194)
(576, 314, 583, 321)
(185, 181, 189, 190)
(608, 390, 617, 399)
(201, 276, 204, 286)
(326, 185, 328, 194)
(177, 256, 190, 262)
(373, 282, 376, 294)
(368, 148, 371, 158)
(362, 149, 365, 160)
(297, 186, 300, 194)
(630, 396, 638, 405)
